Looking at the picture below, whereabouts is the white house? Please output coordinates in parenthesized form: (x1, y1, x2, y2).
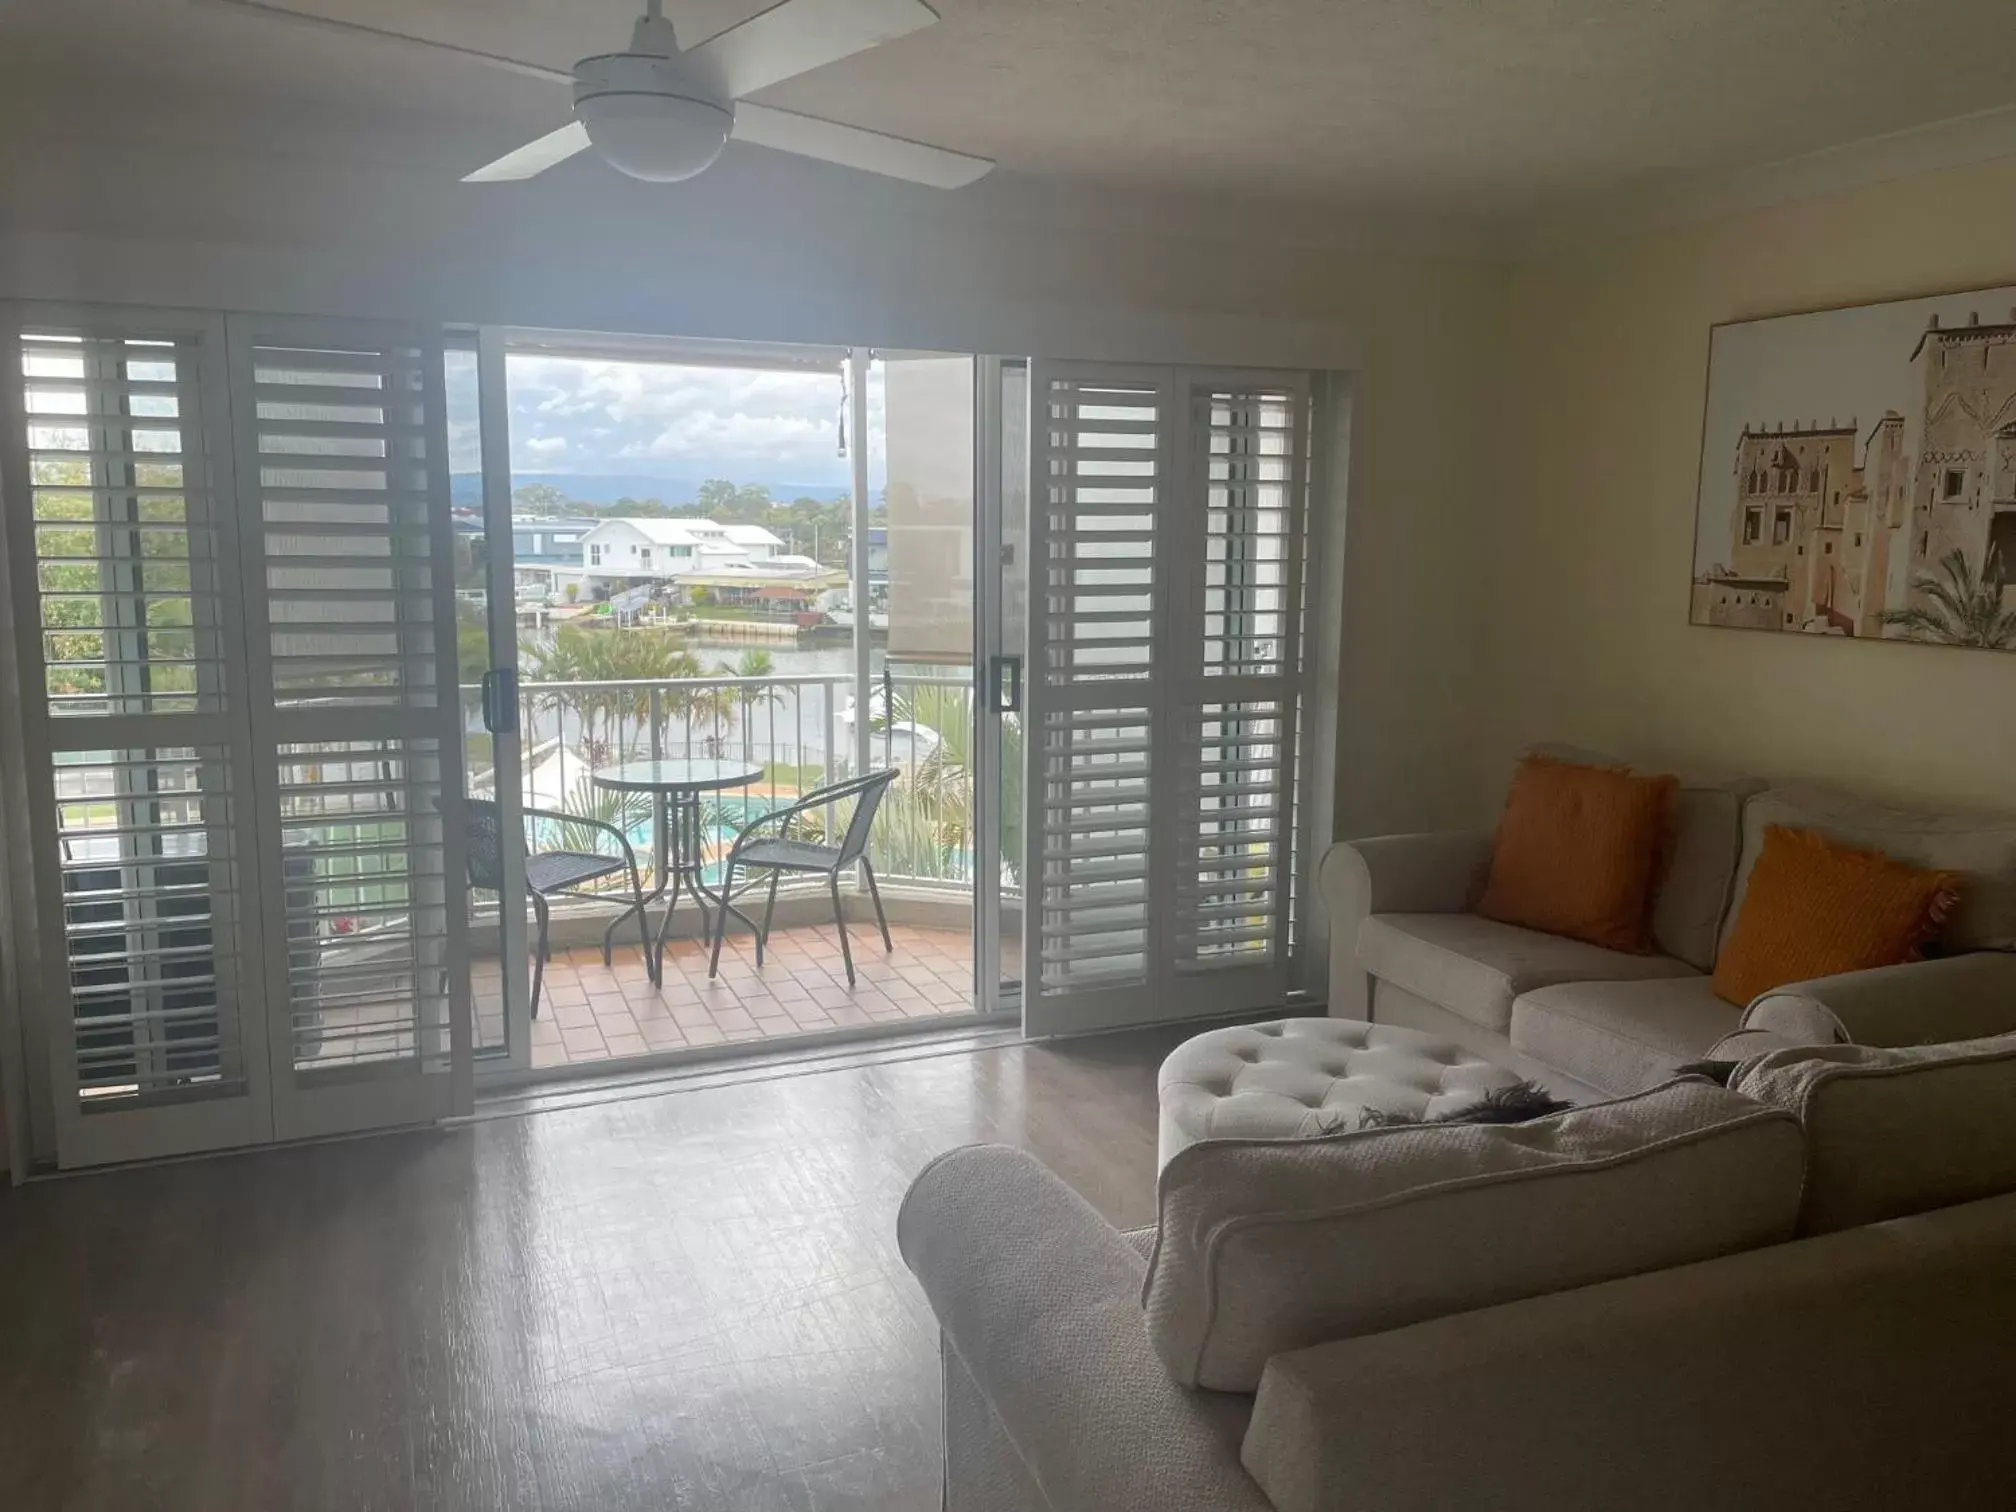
(577, 518, 787, 581)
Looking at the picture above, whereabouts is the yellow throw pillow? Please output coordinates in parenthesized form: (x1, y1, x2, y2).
(1476, 755, 1677, 954)
(1711, 825, 1960, 1007)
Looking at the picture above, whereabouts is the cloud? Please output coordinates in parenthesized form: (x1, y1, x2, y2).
(446, 350, 913, 487)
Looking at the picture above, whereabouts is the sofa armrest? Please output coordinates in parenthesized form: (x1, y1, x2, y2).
(898, 1145, 1272, 1512)
(1741, 952, 2016, 1049)
(1319, 832, 1492, 1017)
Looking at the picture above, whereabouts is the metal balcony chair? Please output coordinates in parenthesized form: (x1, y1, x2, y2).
(464, 798, 656, 1017)
(706, 768, 902, 988)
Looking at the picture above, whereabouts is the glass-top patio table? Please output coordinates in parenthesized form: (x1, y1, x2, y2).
(592, 758, 764, 970)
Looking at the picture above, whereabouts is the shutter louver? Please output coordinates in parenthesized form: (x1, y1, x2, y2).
(247, 340, 440, 707)
(57, 745, 247, 1099)
(275, 738, 451, 1074)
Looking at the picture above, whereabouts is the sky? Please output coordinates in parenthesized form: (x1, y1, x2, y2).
(445, 352, 888, 494)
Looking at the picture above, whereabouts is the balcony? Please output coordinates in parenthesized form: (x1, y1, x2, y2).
(463, 669, 1017, 1071)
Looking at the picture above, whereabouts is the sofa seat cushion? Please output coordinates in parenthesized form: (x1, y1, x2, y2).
(1359, 912, 1697, 1034)
(1143, 1079, 1804, 1391)
(1731, 1033, 2016, 1235)
(1511, 976, 1740, 1095)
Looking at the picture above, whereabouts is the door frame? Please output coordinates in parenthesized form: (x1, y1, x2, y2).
(470, 327, 534, 1076)
(972, 356, 1009, 1018)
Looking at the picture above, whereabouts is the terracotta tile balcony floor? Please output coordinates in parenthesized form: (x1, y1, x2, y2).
(473, 923, 991, 1070)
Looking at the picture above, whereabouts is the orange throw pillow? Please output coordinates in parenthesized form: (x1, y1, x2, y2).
(1711, 825, 1960, 1007)
(1475, 755, 1677, 953)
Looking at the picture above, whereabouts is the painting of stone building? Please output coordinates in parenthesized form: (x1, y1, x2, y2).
(1692, 284, 2016, 650)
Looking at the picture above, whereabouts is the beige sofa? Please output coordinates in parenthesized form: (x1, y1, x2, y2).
(1322, 771, 2016, 1098)
(901, 1035, 2016, 1511)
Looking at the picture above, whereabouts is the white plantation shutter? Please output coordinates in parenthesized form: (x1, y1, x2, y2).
(228, 315, 470, 1140)
(0, 305, 471, 1167)
(1, 307, 272, 1165)
(1024, 366, 1173, 1028)
(1023, 363, 1309, 1035)
(1172, 383, 1307, 981)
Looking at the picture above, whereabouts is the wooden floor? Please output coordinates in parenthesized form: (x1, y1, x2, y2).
(0, 1024, 1194, 1512)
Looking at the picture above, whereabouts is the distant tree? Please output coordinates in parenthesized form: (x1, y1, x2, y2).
(513, 481, 570, 514)
(691, 479, 776, 523)
(695, 478, 739, 514)
(1879, 545, 2016, 649)
(455, 598, 489, 683)
(607, 497, 674, 518)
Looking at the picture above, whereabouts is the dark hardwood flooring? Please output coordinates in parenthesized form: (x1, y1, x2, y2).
(0, 1025, 1194, 1512)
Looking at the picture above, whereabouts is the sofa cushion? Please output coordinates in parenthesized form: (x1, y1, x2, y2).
(1723, 786, 2016, 954)
(1652, 785, 1750, 970)
(1142, 1079, 1804, 1391)
(1531, 743, 1761, 971)
(1730, 1034, 2016, 1235)
(1359, 912, 1697, 1035)
(1476, 755, 1677, 952)
(1511, 976, 1741, 1095)
(1711, 825, 1958, 1007)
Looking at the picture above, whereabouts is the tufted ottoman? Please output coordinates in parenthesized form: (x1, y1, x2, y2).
(1156, 1018, 1531, 1166)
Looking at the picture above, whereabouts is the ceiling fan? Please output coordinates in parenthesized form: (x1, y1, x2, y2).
(198, 0, 994, 189)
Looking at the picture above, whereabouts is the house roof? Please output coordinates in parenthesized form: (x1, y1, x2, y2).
(583, 518, 785, 550)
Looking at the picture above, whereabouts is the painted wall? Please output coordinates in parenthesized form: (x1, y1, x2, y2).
(0, 112, 1506, 846)
(1487, 155, 2016, 815)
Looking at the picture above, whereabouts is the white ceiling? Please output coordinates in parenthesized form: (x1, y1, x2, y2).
(8, 0, 2016, 228)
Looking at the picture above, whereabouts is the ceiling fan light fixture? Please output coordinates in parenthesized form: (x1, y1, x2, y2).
(573, 50, 732, 183)
(577, 91, 733, 181)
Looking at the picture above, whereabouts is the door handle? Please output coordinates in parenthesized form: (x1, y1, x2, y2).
(988, 654, 1022, 714)
(480, 667, 518, 734)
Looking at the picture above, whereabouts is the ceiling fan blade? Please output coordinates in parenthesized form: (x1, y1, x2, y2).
(191, 0, 575, 85)
(685, 0, 939, 100)
(463, 121, 592, 183)
(732, 102, 992, 188)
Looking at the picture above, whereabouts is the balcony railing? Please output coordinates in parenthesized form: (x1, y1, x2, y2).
(462, 671, 1010, 893)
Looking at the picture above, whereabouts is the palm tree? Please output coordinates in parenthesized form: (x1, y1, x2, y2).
(1879, 544, 2016, 649)
(708, 647, 780, 760)
(546, 773, 652, 861)
(521, 625, 706, 769)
